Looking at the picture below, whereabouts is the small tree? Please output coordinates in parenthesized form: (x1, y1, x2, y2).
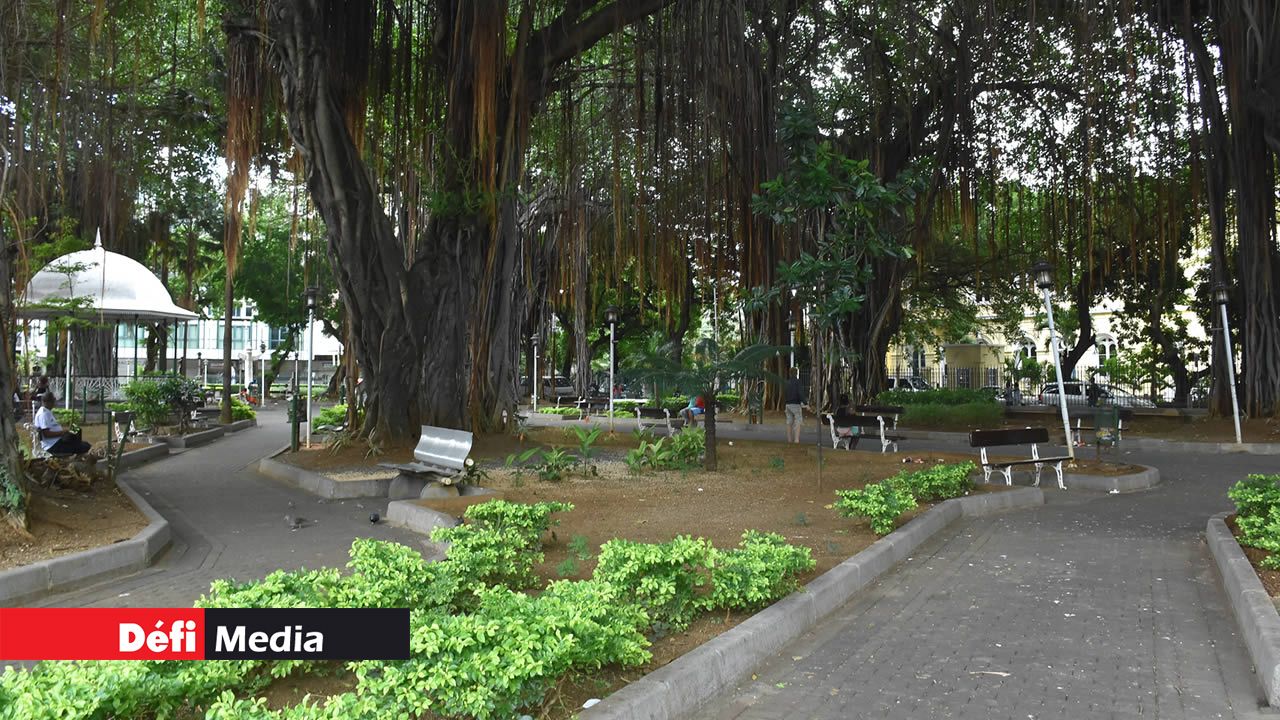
(625, 340, 781, 471)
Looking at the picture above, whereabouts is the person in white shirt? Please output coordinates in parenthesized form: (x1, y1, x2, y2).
(32, 392, 91, 456)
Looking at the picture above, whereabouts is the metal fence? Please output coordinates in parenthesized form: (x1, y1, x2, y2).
(883, 364, 1210, 409)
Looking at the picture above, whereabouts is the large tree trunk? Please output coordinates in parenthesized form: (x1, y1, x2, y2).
(1218, 1, 1280, 415)
(262, 0, 678, 440)
(0, 223, 30, 530)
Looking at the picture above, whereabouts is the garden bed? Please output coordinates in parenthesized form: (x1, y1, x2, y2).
(1225, 514, 1280, 599)
(0, 480, 149, 572)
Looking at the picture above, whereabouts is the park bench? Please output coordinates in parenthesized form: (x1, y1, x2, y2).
(24, 422, 77, 460)
(856, 404, 904, 430)
(378, 425, 474, 490)
(576, 395, 612, 415)
(553, 394, 581, 408)
(1071, 406, 1132, 455)
(825, 413, 905, 453)
(635, 407, 680, 436)
(969, 427, 1069, 490)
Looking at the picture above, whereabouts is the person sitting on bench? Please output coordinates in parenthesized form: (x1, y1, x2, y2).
(679, 394, 706, 429)
(832, 394, 860, 442)
(33, 392, 92, 456)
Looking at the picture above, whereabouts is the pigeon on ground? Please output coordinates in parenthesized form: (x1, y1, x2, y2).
(284, 514, 310, 531)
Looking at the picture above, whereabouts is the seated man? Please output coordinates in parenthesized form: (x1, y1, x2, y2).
(33, 392, 92, 456)
(679, 394, 706, 428)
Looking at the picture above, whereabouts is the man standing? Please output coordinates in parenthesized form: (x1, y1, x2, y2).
(33, 392, 91, 456)
(785, 368, 805, 444)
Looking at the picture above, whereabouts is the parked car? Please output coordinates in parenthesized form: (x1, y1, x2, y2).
(886, 376, 932, 392)
(981, 385, 1023, 406)
(1037, 382, 1155, 408)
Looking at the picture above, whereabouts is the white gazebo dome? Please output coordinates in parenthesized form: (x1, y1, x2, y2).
(19, 231, 197, 321)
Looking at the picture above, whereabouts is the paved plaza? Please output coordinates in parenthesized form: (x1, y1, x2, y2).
(19, 409, 1280, 719)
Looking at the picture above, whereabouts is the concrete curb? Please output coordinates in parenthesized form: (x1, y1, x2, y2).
(1062, 464, 1160, 492)
(223, 418, 257, 433)
(1206, 513, 1280, 706)
(0, 477, 171, 606)
(116, 443, 170, 471)
(155, 425, 226, 450)
(581, 486, 1045, 720)
(257, 448, 391, 499)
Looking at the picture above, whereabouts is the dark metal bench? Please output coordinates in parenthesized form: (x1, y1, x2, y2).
(856, 404, 904, 429)
(969, 427, 1069, 489)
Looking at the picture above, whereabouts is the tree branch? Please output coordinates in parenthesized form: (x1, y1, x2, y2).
(525, 0, 678, 106)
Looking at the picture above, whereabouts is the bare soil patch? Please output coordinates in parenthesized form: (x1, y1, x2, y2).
(0, 480, 149, 571)
(1125, 416, 1280, 444)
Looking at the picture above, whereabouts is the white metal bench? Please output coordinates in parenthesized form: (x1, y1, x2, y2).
(378, 425, 474, 485)
(635, 407, 677, 436)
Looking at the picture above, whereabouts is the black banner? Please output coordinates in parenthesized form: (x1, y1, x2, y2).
(203, 608, 410, 660)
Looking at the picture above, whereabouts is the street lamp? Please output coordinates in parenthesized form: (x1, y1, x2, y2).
(531, 333, 540, 411)
(259, 342, 267, 402)
(604, 305, 620, 431)
(787, 315, 796, 369)
(1033, 260, 1075, 461)
(1213, 282, 1243, 445)
(198, 351, 206, 387)
(304, 286, 319, 448)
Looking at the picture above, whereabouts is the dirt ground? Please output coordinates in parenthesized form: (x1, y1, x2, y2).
(17, 422, 153, 456)
(0, 480, 149, 571)
(1123, 415, 1280, 444)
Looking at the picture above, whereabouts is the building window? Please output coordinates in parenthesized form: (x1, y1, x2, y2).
(1018, 341, 1037, 361)
(1097, 335, 1118, 362)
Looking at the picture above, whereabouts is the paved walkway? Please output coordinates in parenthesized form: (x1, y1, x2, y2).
(689, 445, 1280, 720)
(32, 408, 429, 609)
(24, 408, 1280, 719)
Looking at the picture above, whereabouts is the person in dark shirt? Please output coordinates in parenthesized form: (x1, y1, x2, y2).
(784, 369, 805, 443)
(831, 393, 860, 449)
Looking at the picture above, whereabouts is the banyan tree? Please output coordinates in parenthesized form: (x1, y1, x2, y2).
(214, 0, 1279, 446)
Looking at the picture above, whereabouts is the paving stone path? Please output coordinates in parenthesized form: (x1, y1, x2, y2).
(690, 447, 1280, 720)
(31, 408, 430, 609)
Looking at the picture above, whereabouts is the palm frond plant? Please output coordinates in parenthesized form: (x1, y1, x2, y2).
(624, 339, 783, 471)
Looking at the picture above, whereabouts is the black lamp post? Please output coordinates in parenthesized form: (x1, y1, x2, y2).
(1213, 282, 1242, 444)
(1033, 260, 1074, 465)
(604, 305, 620, 431)
(787, 315, 797, 368)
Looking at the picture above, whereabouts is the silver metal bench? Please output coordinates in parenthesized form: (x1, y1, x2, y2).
(378, 425, 474, 485)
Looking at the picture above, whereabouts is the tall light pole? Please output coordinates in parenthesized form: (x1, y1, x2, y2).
(531, 333, 539, 411)
(1214, 282, 1243, 445)
(787, 315, 796, 369)
(1034, 260, 1074, 460)
(605, 305, 620, 432)
(259, 342, 267, 401)
(198, 352, 206, 387)
(304, 286, 318, 448)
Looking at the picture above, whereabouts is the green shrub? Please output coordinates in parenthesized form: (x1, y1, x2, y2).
(431, 501, 572, 591)
(50, 408, 82, 430)
(832, 482, 917, 535)
(536, 406, 583, 416)
(626, 428, 705, 473)
(899, 402, 1003, 430)
(121, 378, 172, 430)
(5, 500, 816, 720)
(877, 388, 996, 406)
(311, 404, 355, 432)
(1229, 474, 1280, 568)
(887, 462, 976, 502)
(716, 392, 741, 407)
(593, 535, 717, 628)
(707, 531, 815, 612)
(230, 397, 256, 421)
